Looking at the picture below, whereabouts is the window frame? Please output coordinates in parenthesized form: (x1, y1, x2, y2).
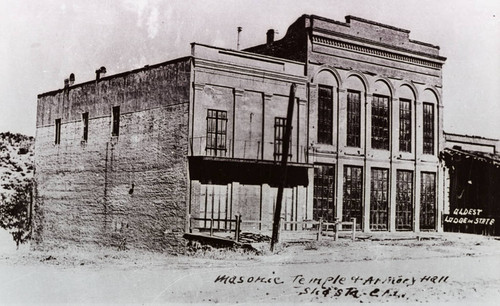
(396, 169, 414, 231)
(317, 84, 334, 145)
(423, 102, 434, 155)
(274, 117, 292, 161)
(112, 106, 120, 137)
(82, 112, 89, 142)
(346, 90, 361, 147)
(313, 165, 335, 222)
(420, 172, 436, 230)
(206, 109, 228, 156)
(54, 118, 61, 145)
(343, 165, 363, 228)
(370, 167, 389, 231)
(371, 94, 390, 150)
(399, 99, 412, 152)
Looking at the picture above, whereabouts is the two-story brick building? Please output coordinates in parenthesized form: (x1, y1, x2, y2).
(34, 15, 447, 251)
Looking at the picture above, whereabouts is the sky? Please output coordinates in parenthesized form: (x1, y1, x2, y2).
(0, 0, 499, 139)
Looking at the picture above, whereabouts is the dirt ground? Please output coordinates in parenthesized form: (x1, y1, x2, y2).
(0, 232, 499, 304)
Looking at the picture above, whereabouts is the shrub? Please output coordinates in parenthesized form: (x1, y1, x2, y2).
(0, 180, 33, 248)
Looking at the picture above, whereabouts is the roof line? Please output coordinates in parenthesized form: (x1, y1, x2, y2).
(38, 56, 192, 98)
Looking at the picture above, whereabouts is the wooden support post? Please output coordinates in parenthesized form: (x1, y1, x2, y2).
(210, 218, 214, 236)
(188, 214, 192, 233)
(351, 217, 356, 241)
(317, 217, 323, 241)
(271, 83, 297, 252)
(334, 217, 340, 241)
(238, 214, 242, 242)
(278, 217, 283, 241)
(234, 214, 241, 242)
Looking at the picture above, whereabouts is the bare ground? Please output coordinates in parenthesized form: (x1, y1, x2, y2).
(0, 232, 499, 304)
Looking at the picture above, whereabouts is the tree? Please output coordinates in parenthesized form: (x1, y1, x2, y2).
(0, 180, 32, 249)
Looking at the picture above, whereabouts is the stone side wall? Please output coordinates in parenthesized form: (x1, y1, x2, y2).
(34, 58, 191, 252)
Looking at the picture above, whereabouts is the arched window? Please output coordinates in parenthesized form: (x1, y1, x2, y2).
(314, 70, 338, 145)
(371, 80, 392, 150)
(318, 85, 333, 144)
(422, 89, 438, 155)
(398, 85, 416, 153)
(345, 74, 366, 148)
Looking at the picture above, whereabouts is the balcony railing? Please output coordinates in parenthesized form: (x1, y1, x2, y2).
(189, 136, 308, 163)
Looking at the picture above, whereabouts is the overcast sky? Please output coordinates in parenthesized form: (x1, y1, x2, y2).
(1, 0, 498, 139)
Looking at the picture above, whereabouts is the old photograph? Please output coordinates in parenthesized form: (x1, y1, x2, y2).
(0, 0, 499, 304)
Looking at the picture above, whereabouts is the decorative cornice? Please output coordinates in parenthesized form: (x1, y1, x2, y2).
(312, 35, 444, 70)
(194, 58, 307, 85)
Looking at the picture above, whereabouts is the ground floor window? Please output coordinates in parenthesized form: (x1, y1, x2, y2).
(199, 184, 229, 230)
(420, 172, 436, 230)
(370, 168, 389, 231)
(343, 165, 363, 228)
(313, 165, 335, 222)
(396, 170, 413, 231)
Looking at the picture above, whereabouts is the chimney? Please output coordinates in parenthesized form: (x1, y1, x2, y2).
(64, 78, 69, 88)
(237, 26, 242, 50)
(266, 29, 275, 46)
(69, 73, 75, 86)
(95, 66, 107, 81)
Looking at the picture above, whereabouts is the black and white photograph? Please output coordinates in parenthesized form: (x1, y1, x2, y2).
(0, 0, 499, 304)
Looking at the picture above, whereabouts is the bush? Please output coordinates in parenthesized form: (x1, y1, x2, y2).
(0, 180, 33, 248)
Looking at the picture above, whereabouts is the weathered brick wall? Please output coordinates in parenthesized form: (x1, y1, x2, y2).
(34, 58, 191, 252)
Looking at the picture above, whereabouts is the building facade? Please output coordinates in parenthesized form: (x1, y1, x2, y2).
(34, 15, 447, 251)
(247, 15, 446, 232)
(441, 133, 499, 235)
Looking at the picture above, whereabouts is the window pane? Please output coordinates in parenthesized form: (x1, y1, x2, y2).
(313, 165, 335, 222)
(371, 95, 390, 150)
(206, 109, 227, 156)
(347, 91, 361, 147)
(423, 103, 434, 154)
(399, 99, 412, 152)
(318, 85, 333, 144)
(274, 117, 292, 161)
(396, 170, 413, 231)
(370, 168, 389, 230)
(343, 165, 363, 229)
(420, 172, 436, 230)
(112, 106, 120, 136)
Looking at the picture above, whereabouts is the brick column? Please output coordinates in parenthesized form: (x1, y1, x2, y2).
(389, 166, 397, 232)
(363, 162, 371, 232)
(414, 100, 422, 232)
(263, 93, 273, 161)
(414, 168, 421, 232)
(336, 160, 344, 225)
(337, 89, 347, 152)
(297, 98, 308, 163)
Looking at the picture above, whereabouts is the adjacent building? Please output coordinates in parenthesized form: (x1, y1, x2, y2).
(34, 15, 447, 251)
(441, 133, 499, 235)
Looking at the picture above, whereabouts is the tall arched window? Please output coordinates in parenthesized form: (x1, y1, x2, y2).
(318, 85, 333, 144)
(398, 84, 416, 153)
(314, 70, 338, 145)
(422, 89, 438, 155)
